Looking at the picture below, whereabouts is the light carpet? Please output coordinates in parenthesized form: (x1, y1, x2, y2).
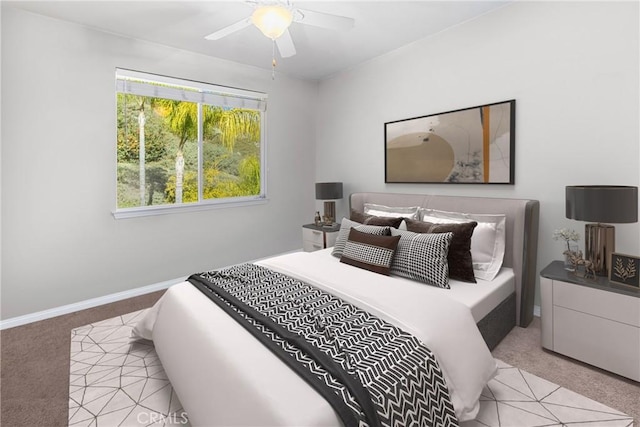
(68, 310, 634, 427)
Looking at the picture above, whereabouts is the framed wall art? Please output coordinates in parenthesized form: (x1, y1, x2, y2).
(385, 99, 516, 184)
(609, 253, 639, 289)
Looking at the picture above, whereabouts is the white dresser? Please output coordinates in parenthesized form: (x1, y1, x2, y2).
(302, 223, 340, 252)
(540, 261, 640, 381)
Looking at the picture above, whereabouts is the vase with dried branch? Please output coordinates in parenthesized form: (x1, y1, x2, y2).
(553, 228, 580, 271)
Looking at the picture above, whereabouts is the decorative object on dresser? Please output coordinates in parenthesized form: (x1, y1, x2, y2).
(302, 223, 339, 252)
(565, 185, 638, 276)
(384, 99, 515, 184)
(540, 260, 640, 382)
(563, 250, 595, 279)
(315, 182, 343, 225)
(610, 252, 640, 288)
(552, 228, 580, 271)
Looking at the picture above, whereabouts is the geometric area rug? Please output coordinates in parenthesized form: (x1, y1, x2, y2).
(464, 360, 634, 427)
(68, 310, 189, 427)
(68, 310, 634, 427)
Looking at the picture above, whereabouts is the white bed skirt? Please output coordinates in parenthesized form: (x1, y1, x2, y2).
(133, 251, 498, 426)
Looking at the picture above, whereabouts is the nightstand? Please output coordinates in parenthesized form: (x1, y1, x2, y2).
(540, 261, 640, 381)
(302, 223, 340, 252)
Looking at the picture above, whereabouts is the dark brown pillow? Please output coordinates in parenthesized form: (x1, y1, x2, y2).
(405, 218, 478, 283)
(340, 228, 401, 275)
(350, 209, 404, 229)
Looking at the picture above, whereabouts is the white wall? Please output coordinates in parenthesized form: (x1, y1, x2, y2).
(1, 7, 318, 320)
(316, 1, 640, 304)
(3, 2, 639, 320)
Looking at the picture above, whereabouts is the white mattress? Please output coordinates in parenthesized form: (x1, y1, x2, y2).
(134, 250, 499, 426)
(309, 248, 515, 323)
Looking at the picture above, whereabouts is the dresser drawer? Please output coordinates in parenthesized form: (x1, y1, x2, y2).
(303, 239, 324, 252)
(553, 280, 640, 327)
(302, 227, 325, 246)
(554, 305, 640, 381)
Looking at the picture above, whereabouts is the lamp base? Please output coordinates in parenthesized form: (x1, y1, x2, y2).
(323, 201, 336, 225)
(584, 223, 615, 276)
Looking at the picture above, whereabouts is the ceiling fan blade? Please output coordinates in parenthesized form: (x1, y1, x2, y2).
(204, 18, 251, 41)
(276, 29, 296, 58)
(296, 8, 354, 32)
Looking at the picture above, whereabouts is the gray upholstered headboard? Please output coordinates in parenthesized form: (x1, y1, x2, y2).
(350, 192, 540, 327)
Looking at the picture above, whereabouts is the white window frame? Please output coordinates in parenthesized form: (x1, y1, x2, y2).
(113, 69, 268, 219)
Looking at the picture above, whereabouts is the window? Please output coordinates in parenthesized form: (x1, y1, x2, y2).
(114, 69, 267, 218)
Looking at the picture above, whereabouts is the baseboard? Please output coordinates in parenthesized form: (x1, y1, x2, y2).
(0, 250, 305, 331)
(533, 305, 540, 317)
(0, 276, 186, 330)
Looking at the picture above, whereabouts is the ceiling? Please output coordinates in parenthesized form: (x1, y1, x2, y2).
(8, 1, 510, 81)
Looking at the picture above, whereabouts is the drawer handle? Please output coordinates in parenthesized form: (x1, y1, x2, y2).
(312, 231, 321, 235)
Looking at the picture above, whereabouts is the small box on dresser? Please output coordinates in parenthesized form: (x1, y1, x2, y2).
(540, 261, 640, 381)
(302, 223, 340, 252)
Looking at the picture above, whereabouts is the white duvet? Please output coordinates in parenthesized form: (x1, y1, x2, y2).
(133, 251, 497, 426)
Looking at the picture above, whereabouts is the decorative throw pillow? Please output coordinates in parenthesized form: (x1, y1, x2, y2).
(419, 209, 506, 281)
(389, 228, 453, 288)
(331, 218, 390, 258)
(363, 203, 419, 219)
(405, 219, 478, 283)
(350, 209, 404, 229)
(340, 229, 401, 275)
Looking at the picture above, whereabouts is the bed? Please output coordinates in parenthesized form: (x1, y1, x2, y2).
(349, 192, 540, 343)
(133, 192, 540, 426)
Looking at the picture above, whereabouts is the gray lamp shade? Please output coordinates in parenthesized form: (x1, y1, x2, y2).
(315, 182, 343, 200)
(566, 185, 638, 223)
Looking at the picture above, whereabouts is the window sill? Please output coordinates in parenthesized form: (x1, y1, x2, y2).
(112, 197, 268, 219)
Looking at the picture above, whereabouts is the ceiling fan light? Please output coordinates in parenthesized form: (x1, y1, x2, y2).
(251, 5, 293, 40)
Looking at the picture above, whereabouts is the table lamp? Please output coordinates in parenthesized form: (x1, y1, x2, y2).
(566, 185, 638, 276)
(315, 182, 343, 225)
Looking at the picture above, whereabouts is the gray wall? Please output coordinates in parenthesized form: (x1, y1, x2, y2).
(315, 1, 640, 305)
(3, 2, 640, 320)
(1, 7, 317, 319)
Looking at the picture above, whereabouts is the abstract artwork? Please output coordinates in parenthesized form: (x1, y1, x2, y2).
(385, 100, 515, 184)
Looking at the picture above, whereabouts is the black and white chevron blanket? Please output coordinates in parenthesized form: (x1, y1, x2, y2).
(188, 263, 459, 427)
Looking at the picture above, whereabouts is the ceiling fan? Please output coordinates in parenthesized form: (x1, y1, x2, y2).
(204, 1, 355, 59)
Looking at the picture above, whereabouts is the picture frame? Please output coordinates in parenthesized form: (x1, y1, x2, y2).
(609, 252, 640, 289)
(385, 99, 515, 184)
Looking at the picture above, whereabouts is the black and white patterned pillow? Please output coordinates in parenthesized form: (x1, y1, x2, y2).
(390, 228, 453, 288)
(332, 218, 390, 258)
(340, 228, 401, 275)
(405, 218, 478, 283)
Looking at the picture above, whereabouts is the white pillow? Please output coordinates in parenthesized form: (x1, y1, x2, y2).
(419, 208, 506, 281)
(364, 203, 419, 219)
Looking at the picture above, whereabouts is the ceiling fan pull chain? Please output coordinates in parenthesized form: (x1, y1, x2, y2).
(272, 39, 277, 80)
